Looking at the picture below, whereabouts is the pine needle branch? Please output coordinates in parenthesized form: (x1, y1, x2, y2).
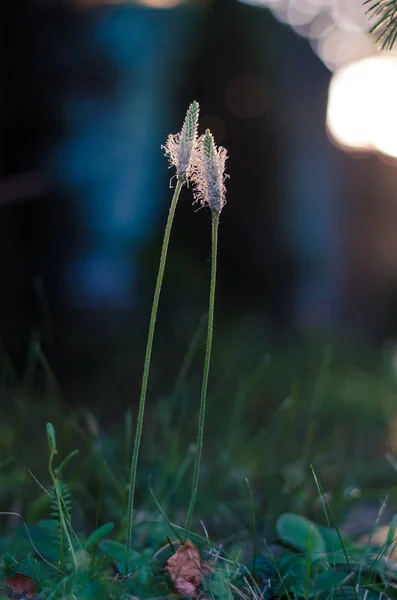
(364, 0, 397, 50)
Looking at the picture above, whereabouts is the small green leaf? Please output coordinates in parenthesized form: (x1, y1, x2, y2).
(276, 513, 326, 557)
(317, 525, 363, 562)
(85, 523, 115, 550)
(81, 580, 108, 600)
(46, 423, 57, 454)
(99, 540, 140, 563)
(55, 449, 79, 475)
(35, 519, 59, 530)
(313, 570, 349, 595)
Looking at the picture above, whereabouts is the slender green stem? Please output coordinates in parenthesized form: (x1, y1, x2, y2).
(126, 177, 184, 552)
(245, 478, 257, 579)
(185, 212, 219, 539)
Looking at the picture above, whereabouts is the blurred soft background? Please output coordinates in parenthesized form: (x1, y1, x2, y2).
(4, 0, 397, 538)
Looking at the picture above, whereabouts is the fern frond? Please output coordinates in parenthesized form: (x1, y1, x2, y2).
(49, 480, 80, 567)
(45, 423, 80, 570)
(50, 481, 71, 526)
(364, 0, 397, 50)
(0, 553, 18, 575)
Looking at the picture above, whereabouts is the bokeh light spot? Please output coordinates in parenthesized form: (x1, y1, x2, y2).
(237, 0, 381, 72)
(73, 0, 182, 8)
(317, 30, 374, 71)
(326, 56, 397, 157)
(136, 0, 182, 7)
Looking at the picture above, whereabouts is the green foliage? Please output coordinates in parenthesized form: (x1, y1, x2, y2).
(0, 553, 18, 575)
(249, 512, 397, 600)
(276, 513, 326, 557)
(84, 522, 114, 551)
(99, 539, 139, 565)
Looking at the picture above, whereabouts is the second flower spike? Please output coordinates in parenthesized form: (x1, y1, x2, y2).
(192, 129, 228, 215)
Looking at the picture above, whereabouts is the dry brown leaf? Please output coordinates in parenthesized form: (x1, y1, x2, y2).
(4, 572, 35, 598)
(166, 540, 201, 597)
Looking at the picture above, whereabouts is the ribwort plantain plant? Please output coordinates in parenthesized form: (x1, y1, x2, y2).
(185, 129, 228, 538)
(125, 101, 200, 553)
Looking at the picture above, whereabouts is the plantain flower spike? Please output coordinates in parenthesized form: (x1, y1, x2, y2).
(192, 129, 228, 215)
(163, 101, 200, 183)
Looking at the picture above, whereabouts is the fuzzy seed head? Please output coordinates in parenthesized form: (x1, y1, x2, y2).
(162, 101, 200, 181)
(192, 129, 228, 214)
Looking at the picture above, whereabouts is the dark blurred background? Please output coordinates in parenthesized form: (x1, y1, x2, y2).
(3, 0, 397, 408)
